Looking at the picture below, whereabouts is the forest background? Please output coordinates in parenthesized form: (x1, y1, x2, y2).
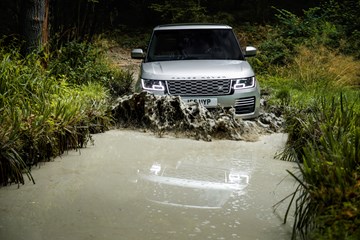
(0, 0, 360, 239)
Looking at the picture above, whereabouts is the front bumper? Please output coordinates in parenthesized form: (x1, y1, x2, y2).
(144, 86, 260, 119)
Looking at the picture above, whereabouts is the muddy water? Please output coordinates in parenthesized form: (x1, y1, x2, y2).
(0, 130, 297, 240)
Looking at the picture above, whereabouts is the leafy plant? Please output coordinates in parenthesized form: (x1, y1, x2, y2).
(0, 104, 35, 186)
(279, 93, 360, 239)
(108, 69, 134, 97)
(321, 0, 360, 58)
(149, 0, 207, 23)
(48, 41, 112, 85)
(0, 43, 112, 186)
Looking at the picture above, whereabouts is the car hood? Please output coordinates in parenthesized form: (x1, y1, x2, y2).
(141, 60, 255, 80)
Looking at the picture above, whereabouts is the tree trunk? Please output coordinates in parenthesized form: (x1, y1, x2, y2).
(41, 0, 49, 51)
(22, 0, 49, 53)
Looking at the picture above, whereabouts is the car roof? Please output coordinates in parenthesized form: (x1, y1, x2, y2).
(154, 23, 232, 31)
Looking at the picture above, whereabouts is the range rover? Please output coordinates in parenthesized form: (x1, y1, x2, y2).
(131, 24, 260, 119)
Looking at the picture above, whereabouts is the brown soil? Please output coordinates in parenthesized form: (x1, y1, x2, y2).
(106, 46, 142, 81)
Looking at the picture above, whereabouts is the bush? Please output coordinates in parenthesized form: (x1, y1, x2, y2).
(342, 30, 360, 59)
(48, 41, 113, 86)
(0, 46, 112, 186)
(274, 7, 342, 49)
(252, 6, 351, 74)
(108, 69, 134, 97)
(280, 93, 360, 239)
(283, 46, 360, 90)
(48, 39, 136, 97)
(321, 0, 360, 58)
(254, 36, 291, 73)
(149, 0, 207, 23)
(256, 45, 360, 111)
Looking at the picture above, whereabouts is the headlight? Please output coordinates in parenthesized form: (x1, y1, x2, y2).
(141, 79, 165, 91)
(232, 76, 255, 90)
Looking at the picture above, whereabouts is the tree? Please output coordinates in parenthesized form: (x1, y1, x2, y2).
(22, 0, 49, 53)
(149, 0, 207, 23)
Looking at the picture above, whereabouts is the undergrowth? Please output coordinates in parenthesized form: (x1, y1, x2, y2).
(279, 93, 360, 239)
(0, 42, 117, 186)
(255, 19, 360, 240)
(249, 6, 360, 238)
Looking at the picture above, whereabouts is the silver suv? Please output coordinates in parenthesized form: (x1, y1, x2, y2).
(131, 24, 260, 119)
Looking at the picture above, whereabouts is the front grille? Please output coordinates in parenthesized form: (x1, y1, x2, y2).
(234, 97, 255, 114)
(167, 79, 231, 96)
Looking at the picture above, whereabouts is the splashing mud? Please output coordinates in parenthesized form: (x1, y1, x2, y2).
(112, 92, 284, 141)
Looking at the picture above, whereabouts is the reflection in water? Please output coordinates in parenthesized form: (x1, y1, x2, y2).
(137, 162, 250, 209)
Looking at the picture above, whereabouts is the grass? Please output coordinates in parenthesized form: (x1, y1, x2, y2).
(257, 44, 360, 109)
(0, 43, 114, 186)
(104, 27, 360, 239)
(282, 46, 360, 89)
(0, 35, 136, 186)
(260, 43, 360, 239)
(1, 22, 359, 238)
(280, 93, 360, 239)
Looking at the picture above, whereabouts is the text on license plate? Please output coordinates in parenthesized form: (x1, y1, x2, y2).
(182, 98, 218, 107)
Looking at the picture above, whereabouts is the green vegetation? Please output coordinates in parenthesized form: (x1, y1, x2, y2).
(280, 94, 360, 239)
(0, 40, 130, 186)
(245, 3, 360, 239)
(49, 40, 134, 96)
(1, 0, 359, 238)
(149, 0, 207, 23)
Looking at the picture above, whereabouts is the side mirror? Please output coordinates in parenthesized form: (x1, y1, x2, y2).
(131, 48, 145, 59)
(244, 46, 257, 57)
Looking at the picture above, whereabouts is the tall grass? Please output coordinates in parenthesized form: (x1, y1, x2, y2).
(280, 93, 360, 239)
(238, 10, 360, 237)
(49, 40, 134, 96)
(272, 46, 360, 238)
(257, 45, 360, 110)
(0, 45, 112, 186)
(255, 33, 360, 238)
(284, 46, 360, 90)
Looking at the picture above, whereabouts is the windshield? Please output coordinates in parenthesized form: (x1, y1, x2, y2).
(146, 29, 244, 62)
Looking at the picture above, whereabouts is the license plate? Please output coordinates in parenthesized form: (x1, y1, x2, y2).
(182, 97, 218, 107)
